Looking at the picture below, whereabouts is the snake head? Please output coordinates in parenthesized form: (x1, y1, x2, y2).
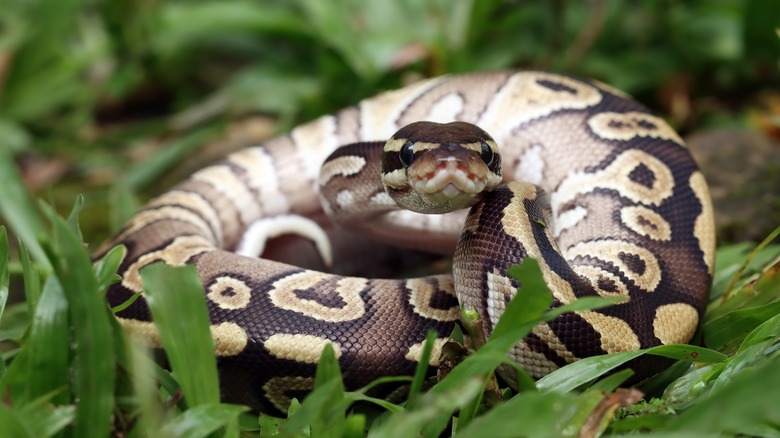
(381, 121, 503, 214)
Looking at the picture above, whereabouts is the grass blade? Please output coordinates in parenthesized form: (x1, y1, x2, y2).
(18, 239, 42, 315)
(1, 276, 70, 405)
(659, 355, 780, 436)
(720, 225, 780, 301)
(453, 390, 578, 438)
(703, 301, 780, 351)
(159, 403, 247, 438)
(39, 201, 115, 437)
(0, 227, 9, 376)
(367, 377, 484, 438)
(0, 149, 49, 270)
(312, 344, 347, 436)
(407, 329, 436, 406)
(281, 344, 347, 437)
(140, 262, 220, 406)
(537, 345, 726, 394)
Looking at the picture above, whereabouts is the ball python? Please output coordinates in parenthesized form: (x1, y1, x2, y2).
(97, 71, 715, 414)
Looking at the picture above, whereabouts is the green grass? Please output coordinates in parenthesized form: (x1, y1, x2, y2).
(1, 0, 780, 436)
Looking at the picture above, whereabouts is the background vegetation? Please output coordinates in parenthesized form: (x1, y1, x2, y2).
(0, 0, 779, 436)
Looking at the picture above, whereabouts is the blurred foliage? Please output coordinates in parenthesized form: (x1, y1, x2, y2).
(0, 0, 778, 244)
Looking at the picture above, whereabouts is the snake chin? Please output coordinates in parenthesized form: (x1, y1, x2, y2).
(442, 183, 463, 199)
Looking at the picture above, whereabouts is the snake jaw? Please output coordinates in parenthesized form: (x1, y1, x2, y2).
(410, 157, 487, 200)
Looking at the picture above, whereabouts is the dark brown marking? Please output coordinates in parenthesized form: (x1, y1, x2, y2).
(391, 121, 495, 145)
(618, 252, 646, 276)
(294, 288, 348, 309)
(636, 214, 658, 231)
(535, 79, 578, 94)
(627, 163, 656, 189)
(636, 119, 657, 130)
(597, 276, 619, 293)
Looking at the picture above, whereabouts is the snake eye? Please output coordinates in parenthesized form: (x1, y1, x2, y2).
(480, 141, 494, 165)
(400, 141, 415, 167)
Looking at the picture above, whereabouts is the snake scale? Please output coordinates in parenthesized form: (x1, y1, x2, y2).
(97, 71, 715, 414)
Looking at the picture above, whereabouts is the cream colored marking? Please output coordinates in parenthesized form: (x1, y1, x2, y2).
(113, 206, 217, 247)
(532, 323, 579, 363)
(236, 215, 333, 267)
(502, 183, 577, 304)
(193, 165, 260, 225)
(382, 209, 467, 238)
(118, 318, 247, 356)
(620, 206, 672, 241)
(269, 271, 367, 322)
(405, 337, 449, 366)
(211, 322, 249, 356)
(382, 168, 409, 189)
(148, 190, 224, 246)
(406, 278, 459, 322)
(122, 235, 214, 292)
(336, 190, 356, 209)
(263, 376, 316, 413)
(588, 112, 684, 144)
(319, 155, 367, 186)
(654, 303, 699, 345)
(360, 76, 445, 139)
(265, 334, 342, 363)
(572, 265, 629, 298)
(229, 147, 289, 215)
(566, 239, 661, 292)
(579, 311, 641, 353)
(479, 72, 602, 138)
(689, 172, 716, 273)
(383, 138, 406, 153)
(486, 268, 514, 328)
(369, 191, 396, 207)
(207, 276, 252, 310)
(507, 340, 561, 379)
(554, 205, 587, 237)
(553, 149, 675, 208)
(291, 115, 339, 179)
(428, 93, 465, 123)
(118, 317, 163, 348)
(514, 144, 545, 185)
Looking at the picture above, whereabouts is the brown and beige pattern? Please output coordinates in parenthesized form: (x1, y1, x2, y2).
(97, 71, 714, 414)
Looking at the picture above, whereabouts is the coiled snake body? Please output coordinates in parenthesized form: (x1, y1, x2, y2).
(99, 71, 715, 414)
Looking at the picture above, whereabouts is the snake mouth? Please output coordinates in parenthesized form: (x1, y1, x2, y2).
(407, 158, 491, 208)
(412, 159, 487, 191)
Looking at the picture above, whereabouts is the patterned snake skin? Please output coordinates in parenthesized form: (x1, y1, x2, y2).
(97, 71, 715, 414)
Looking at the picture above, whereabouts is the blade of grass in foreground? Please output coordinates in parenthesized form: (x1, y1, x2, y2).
(281, 344, 347, 438)
(658, 354, 780, 437)
(159, 404, 247, 438)
(536, 344, 727, 394)
(140, 262, 221, 407)
(1, 276, 70, 405)
(453, 390, 579, 438)
(0, 150, 50, 270)
(39, 201, 115, 437)
(0, 228, 9, 376)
